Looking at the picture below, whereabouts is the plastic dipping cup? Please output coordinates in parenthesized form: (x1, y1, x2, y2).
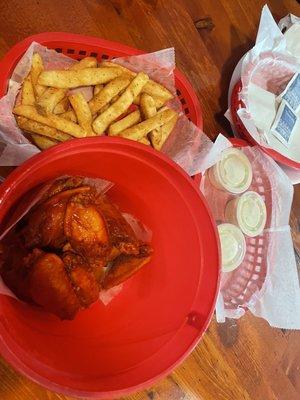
(208, 148, 252, 194)
(217, 223, 246, 272)
(225, 191, 267, 237)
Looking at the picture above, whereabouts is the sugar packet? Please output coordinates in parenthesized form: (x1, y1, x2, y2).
(277, 72, 300, 113)
(270, 101, 299, 147)
(247, 82, 277, 142)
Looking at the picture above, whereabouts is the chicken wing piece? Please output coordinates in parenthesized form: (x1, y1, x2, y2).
(95, 195, 140, 255)
(24, 186, 90, 249)
(101, 243, 153, 289)
(0, 233, 33, 301)
(24, 201, 66, 249)
(86, 256, 107, 283)
(62, 252, 99, 307)
(39, 176, 85, 203)
(64, 192, 109, 257)
(82, 246, 121, 284)
(1, 176, 153, 318)
(28, 250, 81, 320)
(44, 186, 91, 206)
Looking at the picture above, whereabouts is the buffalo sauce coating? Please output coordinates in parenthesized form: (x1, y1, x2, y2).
(0, 177, 152, 319)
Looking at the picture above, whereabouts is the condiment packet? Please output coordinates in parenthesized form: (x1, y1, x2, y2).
(270, 101, 299, 147)
(277, 72, 300, 112)
(247, 82, 277, 140)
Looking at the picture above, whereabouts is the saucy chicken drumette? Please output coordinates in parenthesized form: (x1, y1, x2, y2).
(0, 177, 152, 319)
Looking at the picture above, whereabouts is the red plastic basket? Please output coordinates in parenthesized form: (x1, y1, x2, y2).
(220, 139, 268, 311)
(200, 138, 268, 314)
(0, 32, 203, 129)
(230, 80, 300, 170)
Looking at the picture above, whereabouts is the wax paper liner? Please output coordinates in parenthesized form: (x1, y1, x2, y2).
(0, 176, 152, 307)
(225, 5, 300, 183)
(0, 42, 212, 177)
(200, 136, 300, 329)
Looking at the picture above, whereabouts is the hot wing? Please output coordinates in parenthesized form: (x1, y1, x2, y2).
(28, 250, 81, 320)
(102, 244, 152, 289)
(0, 177, 152, 320)
(64, 191, 109, 257)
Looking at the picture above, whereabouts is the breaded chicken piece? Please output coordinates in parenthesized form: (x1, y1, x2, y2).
(1, 177, 153, 320)
(24, 186, 90, 249)
(102, 243, 153, 289)
(63, 252, 99, 307)
(28, 250, 81, 319)
(64, 191, 109, 257)
(95, 195, 140, 255)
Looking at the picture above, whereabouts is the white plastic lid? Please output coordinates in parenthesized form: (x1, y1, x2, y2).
(218, 223, 246, 272)
(214, 148, 252, 194)
(237, 191, 267, 237)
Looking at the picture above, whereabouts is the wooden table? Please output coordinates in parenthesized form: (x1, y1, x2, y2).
(0, 1, 300, 399)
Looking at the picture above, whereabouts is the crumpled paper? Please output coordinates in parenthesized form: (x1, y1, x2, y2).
(278, 13, 300, 34)
(200, 135, 300, 329)
(226, 5, 300, 184)
(0, 176, 152, 306)
(0, 42, 213, 177)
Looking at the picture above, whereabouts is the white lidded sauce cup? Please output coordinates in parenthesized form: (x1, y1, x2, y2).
(225, 191, 267, 237)
(208, 148, 253, 194)
(217, 223, 246, 272)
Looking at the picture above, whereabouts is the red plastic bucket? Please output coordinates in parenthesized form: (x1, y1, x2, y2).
(0, 137, 220, 398)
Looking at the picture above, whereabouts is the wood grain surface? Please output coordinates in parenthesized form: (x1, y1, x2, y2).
(0, 1, 300, 399)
